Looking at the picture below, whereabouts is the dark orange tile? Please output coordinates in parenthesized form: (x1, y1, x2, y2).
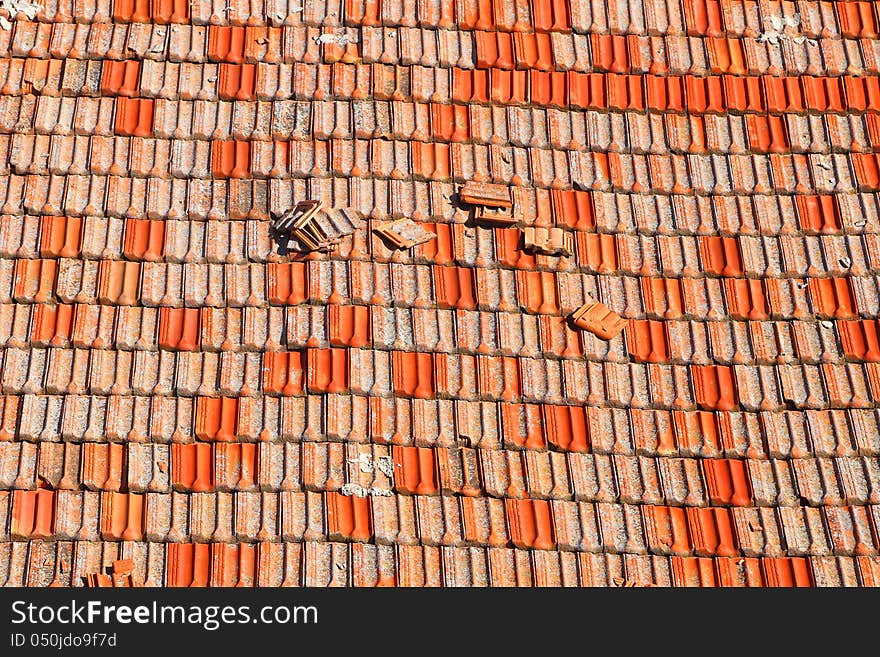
(574, 232, 617, 273)
(808, 277, 857, 318)
(683, 0, 724, 36)
(211, 140, 252, 179)
(626, 319, 670, 363)
(685, 507, 738, 556)
(113, 0, 151, 21)
(31, 303, 74, 347)
(452, 68, 489, 103)
(263, 351, 306, 395)
(100, 492, 145, 541)
(434, 265, 476, 310)
(114, 97, 154, 137)
(152, 0, 189, 23)
(839, 320, 880, 361)
(40, 216, 82, 258)
(692, 365, 739, 411)
(195, 397, 240, 442)
(345, 0, 382, 26)
(699, 236, 743, 276)
(515, 270, 559, 314)
(267, 262, 309, 305)
(100, 60, 141, 97)
(218, 63, 256, 101)
(703, 459, 752, 506)
(326, 491, 373, 542)
(171, 443, 215, 492)
(541, 404, 589, 452)
(123, 218, 165, 261)
(392, 351, 435, 398)
(723, 278, 769, 320)
(761, 557, 813, 587)
(393, 446, 439, 495)
(505, 498, 555, 550)
(307, 347, 349, 393)
(166, 543, 211, 587)
(11, 489, 56, 539)
(158, 307, 201, 351)
(208, 26, 246, 63)
(745, 115, 789, 153)
(328, 305, 371, 348)
(795, 194, 841, 233)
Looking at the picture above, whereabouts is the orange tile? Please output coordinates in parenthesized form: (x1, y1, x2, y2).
(195, 397, 240, 442)
(513, 32, 553, 71)
(844, 76, 880, 112)
(326, 491, 373, 542)
(208, 26, 246, 63)
(100, 492, 145, 541)
(114, 97, 154, 137)
(505, 498, 555, 550)
(574, 233, 617, 272)
(808, 277, 857, 318)
(490, 67, 528, 104)
(218, 63, 256, 101)
(699, 236, 743, 276)
(530, 0, 570, 31)
(171, 443, 215, 492)
(100, 60, 141, 97)
(31, 303, 74, 346)
(703, 459, 752, 506)
(152, 0, 189, 23)
(706, 37, 745, 75)
(794, 194, 841, 233)
(430, 103, 470, 142)
(452, 68, 489, 103)
(123, 218, 165, 261)
(692, 365, 739, 411)
(433, 265, 476, 310)
(345, 0, 382, 25)
(166, 543, 211, 587)
(328, 304, 371, 348)
(550, 189, 594, 230)
(14, 259, 57, 303)
(839, 320, 880, 361)
(158, 307, 201, 351)
(82, 443, 126, 491)
(723, 278, 769, 320)
(11, 489, 56, 539)
(39, 216, 82, 258)
(411, 141, 451, 180)
(392, 351, 436, 398)
(683, 0, 724, 36)
(762, 75, 804, 113)
(645, 74, 686, 111)
(643, 505, 691, 555)
(393, 446, 439, 495)
(475, 30, 514, 69)
(262, 351, 306, 395)
(801, 76, 845, 113)
(745, 115, 789, 153)
(267, 262, 309, 305)
(211, 140, 252, 178)
(500, 403, 546, 449)
(541, 404, 589, 452)
(307, 347, 349, 393)
(590, 34, 628, 73)
(97, 260, 141, 305)
(626, 319, 670, 363)
(761, 557, 813, 587)
(113, 0, 151, 21)
(515, 270, 559, 314)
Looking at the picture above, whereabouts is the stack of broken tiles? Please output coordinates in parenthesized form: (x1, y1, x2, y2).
(459, 182, 516, 226)
(273, 200, 364, 253)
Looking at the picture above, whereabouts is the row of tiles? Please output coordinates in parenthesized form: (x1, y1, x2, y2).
(0, 151, 877, 213)
(13, 78, 880, 147)
(0, 189, 870, 239)
(4, 437, 880, 507)
(5, 393, 880, 459)
(20, 0, 880, 41)
(2, 539, 845, 587)
(10, 125, 880, 185)
(12, 112, 880, 168)
(4, 25, 880, 78)
(6, 488, 880, 558)
(3, 294, 878, 355)
(4, 254, 880, 312)
(6, 343, 880, 406)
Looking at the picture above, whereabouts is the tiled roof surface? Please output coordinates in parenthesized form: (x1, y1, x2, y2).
(2, 0, 880, 587)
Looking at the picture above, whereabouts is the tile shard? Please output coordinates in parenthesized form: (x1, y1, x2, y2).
(570, 301, 626, 340)
(373, 218, 436, 249)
